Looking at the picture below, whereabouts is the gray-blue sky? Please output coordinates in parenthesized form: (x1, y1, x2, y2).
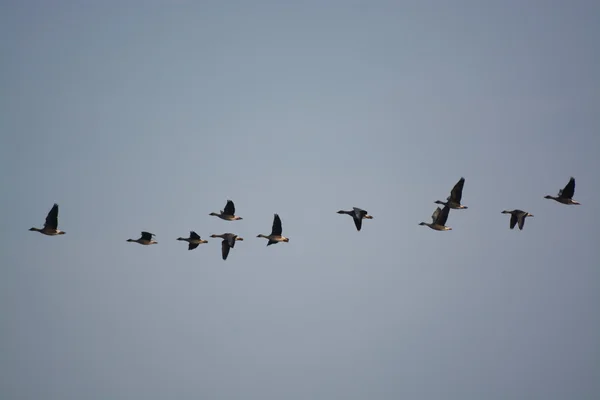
(1, 1, 599, 399)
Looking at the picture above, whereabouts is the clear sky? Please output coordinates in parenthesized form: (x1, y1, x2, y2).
(1, 1, 599, 399)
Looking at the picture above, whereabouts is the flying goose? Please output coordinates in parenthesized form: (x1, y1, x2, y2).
(501, 210, 534, 230)
(29, 203, 66, 236)
(127, 231, 158, 245)
(337, 207, 373, 231)
(544, 177, 580, 205)
(435, 177, 468, 209)
(177, 231, 208, 250)
(210, 200, 243, 221)
(419, 205, 452, 231)
(257, 214, 290, 245)
(210, 233, 244, 260)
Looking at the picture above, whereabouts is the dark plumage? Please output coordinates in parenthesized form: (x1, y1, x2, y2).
(210, 233, 244, 260)
(177, 231, 208, 250)
(545, 177, 580, 205)
(257, 214, 290, 245)
(435, 177, 468, 209)
(127, 231, 158, 245)
(29, 203, 66, 236)
(337, 207, 373, 231)
(419, 205, 452, 231)
(210, 200, 243, 220)
(501, 210, 534, 230)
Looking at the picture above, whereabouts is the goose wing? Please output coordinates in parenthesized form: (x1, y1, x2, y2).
(226, 234, 237, 248)
(353, 208, 368, 231)
(517, 215, 526, 230)
(353, 215, 363, 231)
(224, 200, 236, 216)
(188, 243, 199, 250)
(353, 207, 368, 219)
(141, 231, 154, 241)
(435, 206, 450, 226)
(44, 203, 59, 230)
(271, 214, 283, 236)
(449, 177, 465, 202)
(559, 177, 575, 199)
(431, 207, 441, 223)
(510, 213, 518, 229)
(221, 240, 231, 260)
(189, 231, 200, 240)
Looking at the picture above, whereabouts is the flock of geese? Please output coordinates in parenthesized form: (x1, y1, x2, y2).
(29, 177, 580, 260)
(417, 176, 579, 231)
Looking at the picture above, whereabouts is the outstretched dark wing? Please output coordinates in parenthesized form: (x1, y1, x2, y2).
(517, 215, 526, 230)
(449, 178, 465, 203)
(224, 200, 235, 216)
(510, 214, 518, 229)
(188, 243, 199, 251)
(189, 231, 200, 240)
(221, 240, 231, 260)
(559, 177, 575, 199)
(267, 239, 278, 246)
(352, 208, 367, 231)
(271, 214, 283, 236)
(44, 203, 59, 230)
(141, 231, 154, 241)
(353, 215, 363, 231)
(436, 205, 450, 226)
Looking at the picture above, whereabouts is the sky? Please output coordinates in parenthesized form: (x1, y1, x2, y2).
(1, 1, 599, 399)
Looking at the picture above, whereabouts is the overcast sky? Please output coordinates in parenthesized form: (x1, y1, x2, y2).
(1, 1, 599, 399)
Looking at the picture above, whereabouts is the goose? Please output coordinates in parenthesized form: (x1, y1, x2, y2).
(210, 233, 244, 260)
(501, 210, 533, 230)
(544, 177, 580, 205)
(29, 203, 66, 236)
(210, 200, 243, 221)
(419, 205, 452, 231)
(435, 177, 468, 209)
(337, 207, 373, 231)
(257, 214, 290, 245)
(177, 231, 208, 250)
(127, 231, 158, 245)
